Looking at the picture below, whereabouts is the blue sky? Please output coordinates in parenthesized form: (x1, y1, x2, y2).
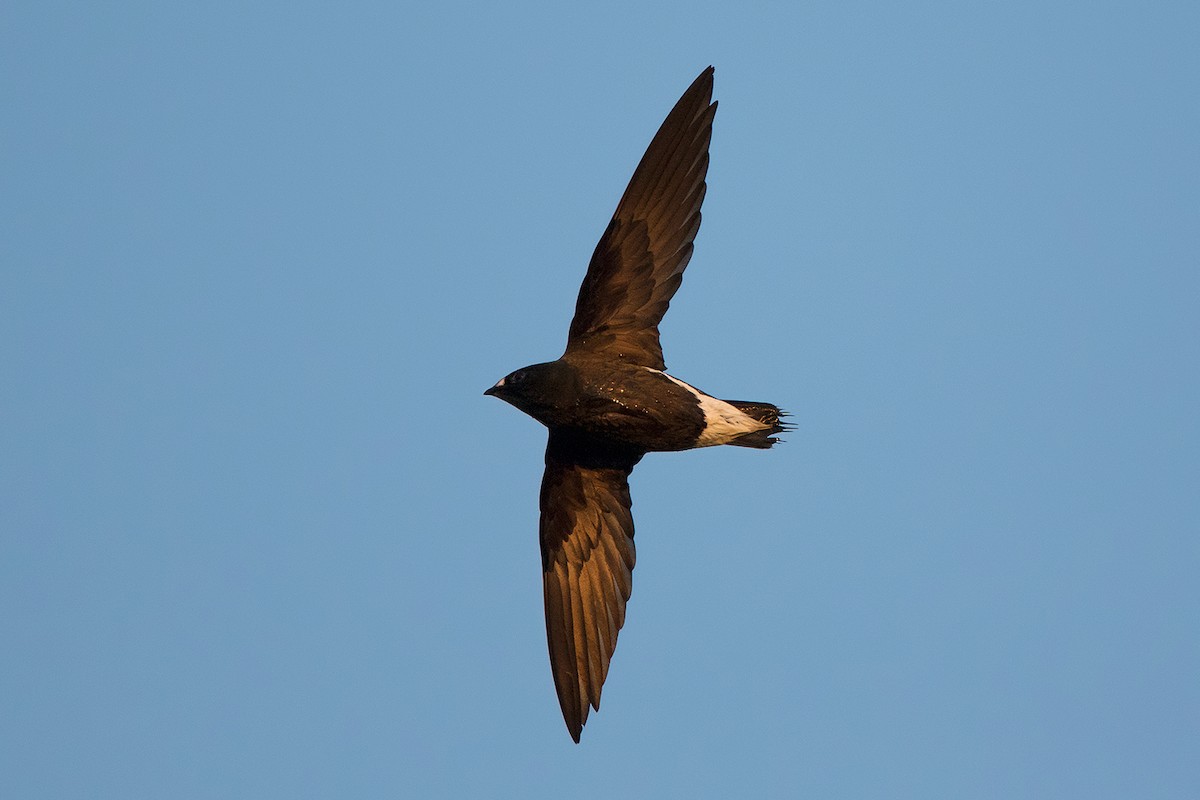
(3, 2, 1197, 797)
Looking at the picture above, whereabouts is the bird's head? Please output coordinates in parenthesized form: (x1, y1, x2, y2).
(485, 360, 578, 426)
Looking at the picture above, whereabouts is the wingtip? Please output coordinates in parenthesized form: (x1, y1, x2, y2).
(682, 66, 715, 99)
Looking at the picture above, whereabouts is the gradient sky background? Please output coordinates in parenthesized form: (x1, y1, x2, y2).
(3, 2, 1198, 798)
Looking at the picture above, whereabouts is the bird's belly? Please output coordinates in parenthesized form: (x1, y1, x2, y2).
(567, 379, 705, 452)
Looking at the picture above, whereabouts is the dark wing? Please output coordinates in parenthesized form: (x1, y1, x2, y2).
(564, 67, 717, 370)
(539, 430, 643, 742)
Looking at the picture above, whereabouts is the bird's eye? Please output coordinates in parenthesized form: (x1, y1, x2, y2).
(511, 371, 525, 383)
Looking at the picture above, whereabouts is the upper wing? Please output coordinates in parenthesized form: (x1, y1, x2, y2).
(564, 67, 717, 370)
(539, 429, 643, 742)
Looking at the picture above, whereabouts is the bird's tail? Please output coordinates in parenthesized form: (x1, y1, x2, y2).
(723, 401, 793, 449)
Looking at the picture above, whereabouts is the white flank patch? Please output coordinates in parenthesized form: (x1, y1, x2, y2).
(657, 371, 769, 447)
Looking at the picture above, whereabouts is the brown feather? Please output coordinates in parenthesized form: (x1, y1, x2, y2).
(565, 67, 717, 370)
(539, 429, 642, 742)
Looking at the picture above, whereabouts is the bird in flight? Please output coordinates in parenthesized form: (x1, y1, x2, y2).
(486, 66, 788, 742)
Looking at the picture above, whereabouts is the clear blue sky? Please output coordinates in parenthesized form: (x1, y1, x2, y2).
(3, 2, 1197, 797)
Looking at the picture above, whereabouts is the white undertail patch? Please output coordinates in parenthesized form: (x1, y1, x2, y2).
(658, 371, 769, 447)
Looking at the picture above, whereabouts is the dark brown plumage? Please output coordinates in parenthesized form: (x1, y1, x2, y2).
(486, 66, 788, 742)
(565, 67, 716, 371)
(539, 429, 640, 741)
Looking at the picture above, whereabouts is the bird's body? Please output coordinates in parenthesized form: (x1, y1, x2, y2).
(490, 356, 783, 452)
(486, 67, 788, 742)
